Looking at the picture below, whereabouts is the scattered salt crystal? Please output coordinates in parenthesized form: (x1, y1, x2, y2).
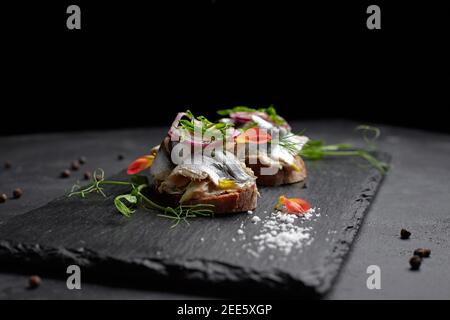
(251, 216, 261, 224)
(247, 210, 253, 214)
(237, 229, 244, 235)
(200, 237, 204, 242)
(247, 249, 260, 258)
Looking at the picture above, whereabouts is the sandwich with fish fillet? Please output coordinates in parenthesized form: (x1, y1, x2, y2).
(218, 106, 309, 186)
(148, 111, 258, 214)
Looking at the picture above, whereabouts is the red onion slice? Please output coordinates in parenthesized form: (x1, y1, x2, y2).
(230, 111, 269, 123)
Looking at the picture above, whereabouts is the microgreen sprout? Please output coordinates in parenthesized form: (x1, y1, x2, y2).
(355, 125, 380, 151)
(69, 170, 214, 227)
(278, 127, 389, 174)
(180, 110, 233, 136)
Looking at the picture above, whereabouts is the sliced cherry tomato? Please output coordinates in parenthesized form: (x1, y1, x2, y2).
(127, 155, 155, 175)
(275, 195, 311, 215)
(235, 128, 272, 144)
(288, 197, 311, 212)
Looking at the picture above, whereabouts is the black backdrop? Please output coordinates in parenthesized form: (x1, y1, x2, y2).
(1, 0, 449, 135)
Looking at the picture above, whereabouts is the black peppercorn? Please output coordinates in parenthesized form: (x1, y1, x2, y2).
(414, 248, 431, 258)
(61, 169, 71, 178)
(13, 188, 23, 199)
(0, 194, 7, 203)
(4, 161, 12, 169)
(78, 156, 87, 165)
(409, 255, 422, 270)
(84, 171, 92, 180)
(70, 160, 80, 171)
(117, 154, 124, 160)
(28, 275, 42, 289)
(400, 228, 411, 240)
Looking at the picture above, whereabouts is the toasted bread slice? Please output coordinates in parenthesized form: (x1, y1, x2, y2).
(246, 155, 307, 187)
(185, 183, 258, 213)
(150, 183, 258, 214)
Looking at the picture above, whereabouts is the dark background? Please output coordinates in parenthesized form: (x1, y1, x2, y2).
(1, 0, 448, 135)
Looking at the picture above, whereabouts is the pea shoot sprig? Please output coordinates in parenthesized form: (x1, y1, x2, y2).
(69, 169, 214, 227)
(179, 110, 233, 136)
(279, 125, 389, 174)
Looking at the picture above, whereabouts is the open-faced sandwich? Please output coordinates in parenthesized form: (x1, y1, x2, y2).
(70, 105, 388, 223)
(148, 111, 258, 214)
(218, 106, 309, 186)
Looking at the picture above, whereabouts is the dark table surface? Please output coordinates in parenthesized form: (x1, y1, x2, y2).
(1, 120, 449, 300)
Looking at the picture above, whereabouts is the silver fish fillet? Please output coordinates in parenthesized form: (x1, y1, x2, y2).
(166, 151, 254, 187)
(150, 140, 175, 182)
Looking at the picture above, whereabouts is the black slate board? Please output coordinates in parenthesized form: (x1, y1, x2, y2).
(0, 153, 389, 298)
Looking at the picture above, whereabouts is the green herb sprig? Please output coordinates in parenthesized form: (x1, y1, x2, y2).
(299, 140, 389, 174)
(69, 170, 214, 227)
(217, 105, 287, 126)
(279, 126, 389, 174)
(180, 110, 233, 136)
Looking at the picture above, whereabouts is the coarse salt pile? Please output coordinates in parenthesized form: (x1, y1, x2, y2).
(243, 208, 317, 257)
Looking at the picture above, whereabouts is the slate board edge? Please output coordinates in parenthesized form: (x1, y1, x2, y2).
(317, 170, 386, 295)
(0, 240, 320, 298)
(0, 153, 390, 298)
